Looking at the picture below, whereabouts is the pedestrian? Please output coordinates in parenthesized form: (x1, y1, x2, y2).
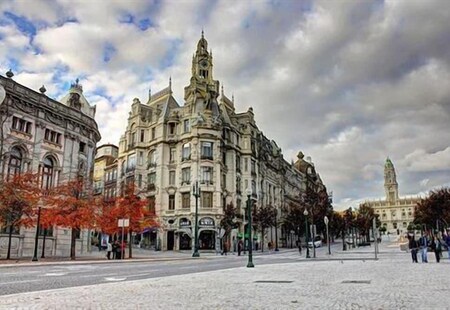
(432, 236, 442, 263)
(106, 241, 112, 260)
(419, 233, 429, 263)
(408, 235, 418, 263)
(112, 241, 118, 259)
(238, 240, 242, 256)
(268, 241, 272, 251)
(445, 232, 450, 260)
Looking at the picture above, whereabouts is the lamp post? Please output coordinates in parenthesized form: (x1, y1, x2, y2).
(32, 207, 41, 262)
(274, 208, 279, 251)
(192, 180, 201, 257)
(246, 187, 254, 268)
(304, 209, 310, 258)
(324, 216, 331, 255)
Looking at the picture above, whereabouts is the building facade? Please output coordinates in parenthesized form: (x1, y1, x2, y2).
(116, 34, 326, 251)
(0, 73, 101, 258)
(362, 158, 419, 234)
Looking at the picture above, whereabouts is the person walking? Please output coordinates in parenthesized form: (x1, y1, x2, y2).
(112, 241, 118, 259)
(445, 232, 450, 260)
(432, 236, 442, 263)
(297, 240, 302, 255)
(419, 233, 429, 263)
(238, 240, 242, 256)
(106, 241, 112, 260)
(408, 235, 418, 263)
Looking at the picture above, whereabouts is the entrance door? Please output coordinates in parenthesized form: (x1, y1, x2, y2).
(167, 231, 174, 250)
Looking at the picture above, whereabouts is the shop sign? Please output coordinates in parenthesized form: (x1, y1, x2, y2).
(179, 218, 191, 227)
(199, 217, 215, 226)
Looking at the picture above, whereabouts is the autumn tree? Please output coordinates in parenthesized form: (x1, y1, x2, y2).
(219, 202, 238, 250)
(0, 172, 42, 259)
(414, 187, 450, 231)
(253, 204, 276, 252)
(282, 202, 305, 240)
(44, 178, 96, 260)
(100, 183, 158, 258)
(355, 203, 380, 242)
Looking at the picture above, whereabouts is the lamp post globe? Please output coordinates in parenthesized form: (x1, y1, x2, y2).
(324, 216, 331, 255)
(245, 187, 254, 268)
(304, 209, 310, 258)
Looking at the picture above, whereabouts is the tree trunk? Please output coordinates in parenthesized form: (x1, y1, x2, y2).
(70, 228, 77, 260)
(261, 228, 264, 252)
(128, 230, 133, 259)
(6, 224, 13, 259)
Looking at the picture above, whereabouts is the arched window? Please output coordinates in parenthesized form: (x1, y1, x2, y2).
(8, 147, 22, 178)
(42, 157, 54, 189)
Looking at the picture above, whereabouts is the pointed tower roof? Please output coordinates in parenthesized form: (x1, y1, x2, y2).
(59, 79, 96, 118)
(385, 157, 394, 168)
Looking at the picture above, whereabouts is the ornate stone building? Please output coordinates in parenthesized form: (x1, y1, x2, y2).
(362, 158, 419, 234)
(116, 34, 326, 252)
(0, 73, 101, 258)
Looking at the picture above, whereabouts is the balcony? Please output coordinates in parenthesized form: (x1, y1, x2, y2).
(201, 155, 214, 160)
(181, 156, 191, 162)
(147, 183, 156, 191)
(147, 162, 157, 169)
(181, 181, 191, 186)
(167, 134, 178, 142)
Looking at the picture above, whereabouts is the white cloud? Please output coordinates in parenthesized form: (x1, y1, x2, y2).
(1, 0, 450, 211)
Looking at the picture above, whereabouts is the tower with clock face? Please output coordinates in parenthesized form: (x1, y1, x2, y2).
(384, 157, 399, 203)
(184, 31, 220, 116)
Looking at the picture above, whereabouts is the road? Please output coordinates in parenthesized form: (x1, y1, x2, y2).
(0, 244, 346, 296)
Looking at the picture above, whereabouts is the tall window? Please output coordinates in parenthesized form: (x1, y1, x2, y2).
(202, 192, 213, 208)
(151, 128, 156, 140)
(201, 166, 213, 184)
(236, 154, 241, 172)
(244, 158, 248, 172)
(138, 151, 144, 165)
(201, 142, 213, 159)
(169, 195, 175, 210)
(42, 157, 54, 189)
(8, 147, 22, 178)
(169, 147, 176, 163)
(44, 129, 61, 145)
(182, 167, 191, 184)
(182, 143, 191, 161)
(183, 119, 190, 133)
(182, 193, 190, 209)
(169, 171, 176, 185)
(148, 150, 156, 167)
(147, 173, 156, 185)
(168, 123, 176, 135)
(127, 154, 136, 170)
(11, 116, 31, 134)
(140, 129, 145, 142)
(251, 160, 256, 175)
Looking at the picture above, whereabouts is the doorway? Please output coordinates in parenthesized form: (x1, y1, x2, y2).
(167, 231, 174, 250)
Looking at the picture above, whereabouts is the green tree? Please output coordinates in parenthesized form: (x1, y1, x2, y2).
(414, 187, 450, 231)
(219, 202, 238, 251)
(355, 203, 379, 242)
(253, 204, 276, 252)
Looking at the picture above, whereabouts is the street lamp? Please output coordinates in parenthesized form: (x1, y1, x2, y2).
(274, 208, 279, 251)
(324, 216, 331, 255)
(32, 207, 41, 262)
(192, 180, 201, 257)
(303, 209, 310, 258)
(245, 187, 254, 268)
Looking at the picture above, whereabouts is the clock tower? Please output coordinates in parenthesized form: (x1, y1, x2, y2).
(184, 31, 220, 116)
(384, 157, 399, 203)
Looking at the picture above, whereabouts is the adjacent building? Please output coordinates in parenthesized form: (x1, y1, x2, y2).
(0, 73, 101, 257)
(115, 34, 326, 251)
(362, 158, 419, 234)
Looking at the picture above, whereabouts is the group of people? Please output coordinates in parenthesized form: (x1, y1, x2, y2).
(408, 232, 450, 263)
(106, 240, 126, 260)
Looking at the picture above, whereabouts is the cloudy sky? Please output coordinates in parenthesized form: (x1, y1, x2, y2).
(1, 0, 449, 209)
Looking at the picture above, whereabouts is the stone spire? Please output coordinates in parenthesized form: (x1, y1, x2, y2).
(384, 157, 399, 203)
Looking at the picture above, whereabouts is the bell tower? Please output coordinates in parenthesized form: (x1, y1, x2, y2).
(384, 157, 399, 203)
(184, 31, 220, 116)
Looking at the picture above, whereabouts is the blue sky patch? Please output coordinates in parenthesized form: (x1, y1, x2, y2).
(3, 11, 36, 37)
(103, 43, 116, 63)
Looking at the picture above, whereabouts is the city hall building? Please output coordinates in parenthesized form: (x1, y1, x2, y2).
(362, 158, 420, 234)
(0, 73, 100, 258)
(116, 34, 326, 251)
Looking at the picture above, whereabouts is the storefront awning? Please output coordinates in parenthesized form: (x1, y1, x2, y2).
(141, 227, 158, 234)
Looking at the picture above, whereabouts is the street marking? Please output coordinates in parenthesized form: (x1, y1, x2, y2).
(79, 273, 118, 278)
(0, 279, 41, 285)
(44, 273, 67, 276)
(104, 277, 126, 282)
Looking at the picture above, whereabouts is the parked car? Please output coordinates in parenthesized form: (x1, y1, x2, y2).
(308, 236, 322, 248)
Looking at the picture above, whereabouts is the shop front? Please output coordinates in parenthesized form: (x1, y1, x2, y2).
(177, 218, 192, 250)
(198, 217, 216, 250)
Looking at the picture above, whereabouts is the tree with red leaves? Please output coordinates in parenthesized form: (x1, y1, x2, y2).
(99, 183, 157, 258)
(43, 178, 96, 260)
(0, 172, 42, 259)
